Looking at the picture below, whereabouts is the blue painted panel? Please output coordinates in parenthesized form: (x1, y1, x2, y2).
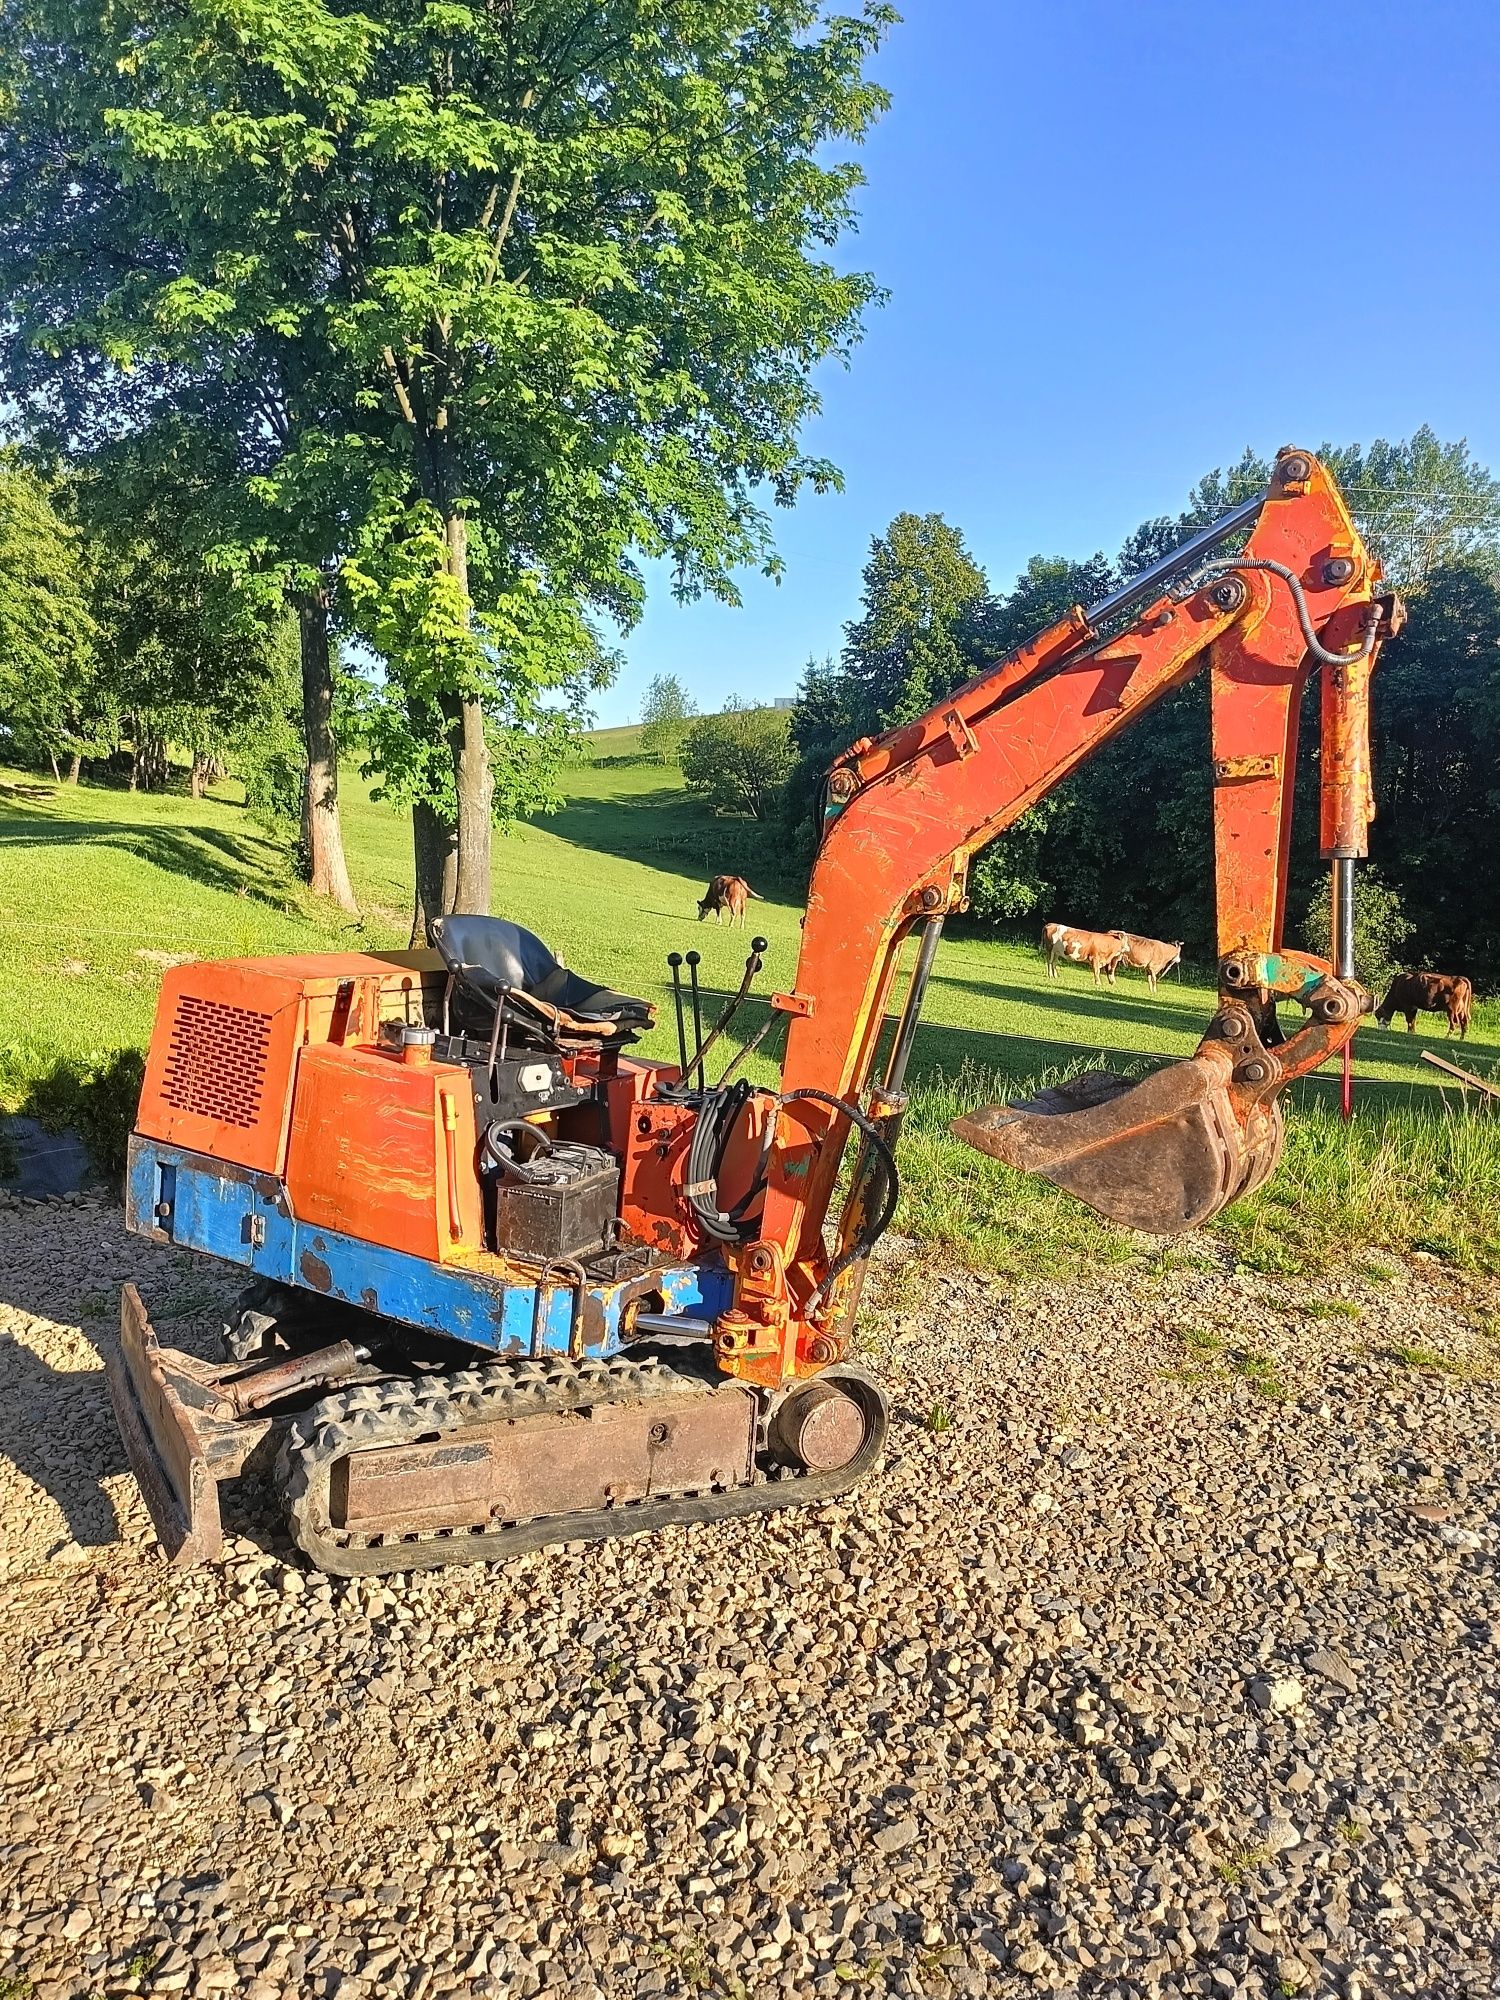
(125, 1137, 733, 1359)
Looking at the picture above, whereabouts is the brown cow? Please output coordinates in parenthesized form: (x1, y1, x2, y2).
(1042, 920, 1129, 988)
(697, 874, 764, 926)
(1109, 930, 1184, 995)
(1375, 971, 1473, 1040)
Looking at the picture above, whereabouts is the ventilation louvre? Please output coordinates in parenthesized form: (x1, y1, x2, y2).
(160, 995, 272, 1129)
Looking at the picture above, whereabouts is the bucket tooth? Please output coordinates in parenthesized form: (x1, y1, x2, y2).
(951, 1050, 1284, 1235)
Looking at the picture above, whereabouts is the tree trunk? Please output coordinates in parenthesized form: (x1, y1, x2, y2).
(440, 512, 493, 915)
(47, 749, 60, 782)
(189, 751, 209, 800)
(66, 753, 81, 784)
(296, 589, 360, 914)
(410, 800, 458, 946)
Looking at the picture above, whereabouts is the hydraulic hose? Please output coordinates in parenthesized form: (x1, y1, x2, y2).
(1190, 556, 1381, 666)
(779, 1089, 900, 1313)
(680, 1081, 901, 1295)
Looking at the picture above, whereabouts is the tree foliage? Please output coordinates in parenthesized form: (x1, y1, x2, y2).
(0, 0, 896, 918)
(76, 435, 300, 790)
(0, 457, 100, 772)
(639, 674, 698, 763)
(1362, 556, 1500, 976)
(838, 513, 993, 731)
(1299, 870, 1413, 990)
(682, 703, 794, 821)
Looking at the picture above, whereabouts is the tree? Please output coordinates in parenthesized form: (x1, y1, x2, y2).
(1299, 870, 1413, 990)
(0, 456, 102, 777)
(1362, 555, 1500, 976)
(839, 513, 994, 733)
(76, 438, 304, 797)
(682, 703, 794, 820)
(1, 0, 897, 928)
(639, 675, 698, 763)
(1322, 429, 1500, 591)
(781, 513, 1000, 860)
(0, 111, 366, 906)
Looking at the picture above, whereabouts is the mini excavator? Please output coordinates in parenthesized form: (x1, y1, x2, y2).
(108, 449, 1402, 1576)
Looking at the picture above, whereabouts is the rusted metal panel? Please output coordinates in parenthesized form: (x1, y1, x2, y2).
(334, 1383, 758, 1535)
(284, 1043, 484, 1264)
(105, 1285, 225, 1566)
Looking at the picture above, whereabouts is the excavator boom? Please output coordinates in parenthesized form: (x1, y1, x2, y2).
(720, 448, 1400, 1384)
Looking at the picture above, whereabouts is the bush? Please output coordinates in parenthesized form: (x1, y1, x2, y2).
(1299, 869, 1413, 990)
(681, 703, 793, 820)
(22, 1047, 146, 1184)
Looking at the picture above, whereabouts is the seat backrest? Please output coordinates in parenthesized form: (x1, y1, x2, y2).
(432, 915, 566, 1005)
(430, 915, 654, 1037)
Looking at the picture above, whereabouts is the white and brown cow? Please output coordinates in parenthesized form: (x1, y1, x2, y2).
(1042, 921, 1129, 987)
(1109, 930, 1184, 994)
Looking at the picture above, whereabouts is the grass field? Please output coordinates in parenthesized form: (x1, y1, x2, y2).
(2, 751, 1497, 1275)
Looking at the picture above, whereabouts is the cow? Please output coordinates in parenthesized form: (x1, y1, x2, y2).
(1042, 921, 1130, 988)
(697, 874, 764, 926)
(1109, 930, 1184, 995)
(1375, 971, 1473, 1040)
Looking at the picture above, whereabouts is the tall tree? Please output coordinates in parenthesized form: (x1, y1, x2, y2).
(76, 437, 304, 796)
(838, 512, 994, 732)
(2, 0, 896, 928)
(0, 456, 101, 777)
(639, 674, 698, 763)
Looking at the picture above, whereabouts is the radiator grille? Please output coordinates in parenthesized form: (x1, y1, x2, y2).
(160, 995, 273, 1129)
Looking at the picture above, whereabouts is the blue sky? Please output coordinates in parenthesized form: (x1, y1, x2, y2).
(597, 0, 1500, 726)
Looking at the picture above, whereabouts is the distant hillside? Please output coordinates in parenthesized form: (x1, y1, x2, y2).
(584, 706, 784, 762)
(583, 720, 647, 758)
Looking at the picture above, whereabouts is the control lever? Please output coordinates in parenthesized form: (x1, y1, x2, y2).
(667, 951, 690, 1078)
(686, 936, 769, 1083)
(686, 950, 705, 1087)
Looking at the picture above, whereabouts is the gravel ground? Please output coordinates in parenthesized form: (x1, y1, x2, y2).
(2, 1193, 1499, 2000)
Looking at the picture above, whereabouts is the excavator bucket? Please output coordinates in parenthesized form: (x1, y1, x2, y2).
(951, 1047, 1284, 1235)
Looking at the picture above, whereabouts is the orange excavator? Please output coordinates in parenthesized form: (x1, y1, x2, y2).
(108, 448, 1401, 1575)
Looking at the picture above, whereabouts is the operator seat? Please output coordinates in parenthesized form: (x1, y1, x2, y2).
(431, 915, 655, 1049)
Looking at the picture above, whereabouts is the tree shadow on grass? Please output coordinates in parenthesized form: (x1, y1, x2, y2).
(535, 792, 793, 894)
(0, 808, 292, 908)
(931, 970, 1205, 1041)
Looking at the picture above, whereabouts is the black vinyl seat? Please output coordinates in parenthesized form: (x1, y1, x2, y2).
(430, 915, 655, 1048)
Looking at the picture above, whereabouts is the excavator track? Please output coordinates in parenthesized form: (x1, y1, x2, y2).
(277, 1351, 887, 1577)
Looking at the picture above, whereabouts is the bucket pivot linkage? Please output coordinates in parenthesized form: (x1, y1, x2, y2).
(952, 966, 1366, 1235)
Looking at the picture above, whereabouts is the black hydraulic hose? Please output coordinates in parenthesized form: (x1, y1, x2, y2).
(1190, 556, 1381, 666)
(779, 1089, 900, 1313)
(681, 1080, 899, 1284)
(684, 1079, 762, 1244)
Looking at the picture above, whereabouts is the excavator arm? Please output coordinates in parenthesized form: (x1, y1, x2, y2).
(715, 449, 1402, 1388)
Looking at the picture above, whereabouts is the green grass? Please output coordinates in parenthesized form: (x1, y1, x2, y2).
(2, 752, 1498, 1275)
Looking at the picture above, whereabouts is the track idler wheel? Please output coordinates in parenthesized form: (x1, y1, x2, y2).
(769, 1370, 888, 1474)
(951, 1027, 1285, 1235)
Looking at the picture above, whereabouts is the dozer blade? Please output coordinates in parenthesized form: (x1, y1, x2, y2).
(106, 1285, 226, 1565)
(951, 1047, 1283, 1235)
